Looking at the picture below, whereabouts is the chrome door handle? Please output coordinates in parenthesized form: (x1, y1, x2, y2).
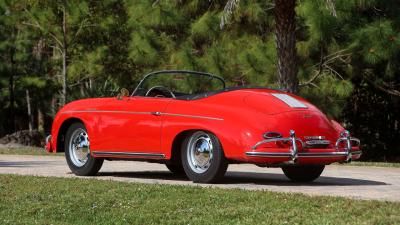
(151, 112, 161, 116)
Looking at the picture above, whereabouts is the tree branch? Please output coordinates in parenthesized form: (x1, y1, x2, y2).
(300, 46, 324, 86)
(366, 78, 400, 97)
(22, 21, 64, 48)
(152, 0, 160, 7)
(220, 0, 241, 29)
(300, 48, 350, 87)
(50, 45, 63, 55)
(325, 0, 337, 17)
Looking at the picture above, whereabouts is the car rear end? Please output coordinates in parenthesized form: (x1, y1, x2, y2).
(240, 90, 361, 166)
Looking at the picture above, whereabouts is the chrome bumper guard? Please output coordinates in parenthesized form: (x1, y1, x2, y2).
(45, 135, 52, 151)
(246, 130, 361, 163)
(46, 135, 52, 145)
(335, 131, 360, 162)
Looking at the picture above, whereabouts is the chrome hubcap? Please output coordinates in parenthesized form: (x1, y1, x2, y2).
(187, 132, 213, 173)
(69, 128, 90, 167)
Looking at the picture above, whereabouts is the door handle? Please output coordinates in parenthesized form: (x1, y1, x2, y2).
(151, 112, 162, 116)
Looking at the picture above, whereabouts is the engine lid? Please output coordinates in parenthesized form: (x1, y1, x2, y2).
(243, 92, 319, 115)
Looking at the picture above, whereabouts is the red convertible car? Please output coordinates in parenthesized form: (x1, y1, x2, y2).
(46, 70, 361, 183)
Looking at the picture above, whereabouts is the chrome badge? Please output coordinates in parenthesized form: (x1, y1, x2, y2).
(304, 136, 325, 140)
(304, 136, 330, 146)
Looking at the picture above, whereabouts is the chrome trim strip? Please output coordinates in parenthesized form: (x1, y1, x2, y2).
(298, 152, 348, 157)
(62, 110, 151, 115)
(246, 151, 362, 158)
(246, 152, 292, 157)
(92, 151, 165, 158)
(161, 113, 224, 121)
(61, 110, 223, 121)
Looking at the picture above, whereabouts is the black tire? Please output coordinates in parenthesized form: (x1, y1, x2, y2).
(165, 164, 185, 175)
(181, 131, 228, 183)
(282, 165, 325, 182)
(65, 123, 103, 176)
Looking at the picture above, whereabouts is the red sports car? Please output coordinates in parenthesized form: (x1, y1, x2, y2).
(46, 70, 361, 183)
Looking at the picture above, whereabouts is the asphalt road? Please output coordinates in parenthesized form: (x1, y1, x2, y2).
(1, 154, 399, 202)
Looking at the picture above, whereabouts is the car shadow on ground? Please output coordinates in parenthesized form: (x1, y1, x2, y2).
(97, 170, 387, 186)
(222, 171, 387, 186)
(98, 171, 190, 181)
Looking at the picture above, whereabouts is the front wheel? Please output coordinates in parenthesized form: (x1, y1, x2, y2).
(65, 123, 103, 176)
(282, 165, 325, 182)
(181, 131, 228, 183)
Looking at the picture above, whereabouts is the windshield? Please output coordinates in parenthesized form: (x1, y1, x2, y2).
(132, 70, 225, 98)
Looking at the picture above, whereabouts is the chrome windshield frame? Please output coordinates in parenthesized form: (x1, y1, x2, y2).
(131, 70, 226, 97)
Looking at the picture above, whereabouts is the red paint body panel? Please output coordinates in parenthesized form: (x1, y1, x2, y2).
(48, 88, 360, 165)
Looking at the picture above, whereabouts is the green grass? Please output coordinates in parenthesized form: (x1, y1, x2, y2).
(336, 161, 400, 168)
(0, 175, 399, 225)
(0, 147, 62, 156)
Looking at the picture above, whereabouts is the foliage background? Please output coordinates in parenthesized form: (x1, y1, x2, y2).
(0, 0, 399, 160)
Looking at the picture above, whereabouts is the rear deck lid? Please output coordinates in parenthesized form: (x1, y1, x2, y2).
(244, 92, 318, 114)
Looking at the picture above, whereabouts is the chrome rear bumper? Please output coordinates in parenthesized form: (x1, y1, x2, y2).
(246, 130, 361, 163)
(246, 150, 362, 158)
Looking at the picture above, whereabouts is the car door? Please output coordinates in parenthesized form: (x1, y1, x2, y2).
(93, 96, 171, 155)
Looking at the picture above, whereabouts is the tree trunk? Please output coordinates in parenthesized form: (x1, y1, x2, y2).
(274, 0, 299, 93)
(9, 49, 16, 133)
(26, 89, 33, 132)
(61, 1, 68, 106)
(37, 108, 44, 132)
(51, 96, 57, 116)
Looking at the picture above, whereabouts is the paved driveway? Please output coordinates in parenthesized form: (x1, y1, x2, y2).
(0, 154, 399, 202)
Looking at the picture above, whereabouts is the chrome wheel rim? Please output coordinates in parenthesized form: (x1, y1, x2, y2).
(187, 132, 213, 174)
(69, 128, 90, 167)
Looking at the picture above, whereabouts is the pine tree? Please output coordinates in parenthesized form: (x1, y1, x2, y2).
(0, 0, 29, 133)
(24, 0, 92, 106)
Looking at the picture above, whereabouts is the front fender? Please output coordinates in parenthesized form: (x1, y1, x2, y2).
(49, 112, 97, 153)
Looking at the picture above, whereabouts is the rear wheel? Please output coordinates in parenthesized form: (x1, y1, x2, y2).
(65, 123, 103, 176)
(181, 131, 228, 183)
(282, 165, 325, 182)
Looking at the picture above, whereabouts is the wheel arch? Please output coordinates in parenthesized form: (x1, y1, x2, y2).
(56, 117, 85, 152)
(169, 129, 225, 162)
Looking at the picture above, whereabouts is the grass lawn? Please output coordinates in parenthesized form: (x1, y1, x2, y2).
(0, 147, 62, 156)
(0, 175, 399, 225)
(340, 161, 400, 168)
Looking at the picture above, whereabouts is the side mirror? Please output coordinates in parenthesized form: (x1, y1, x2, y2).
(117, 88, 129, 100)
